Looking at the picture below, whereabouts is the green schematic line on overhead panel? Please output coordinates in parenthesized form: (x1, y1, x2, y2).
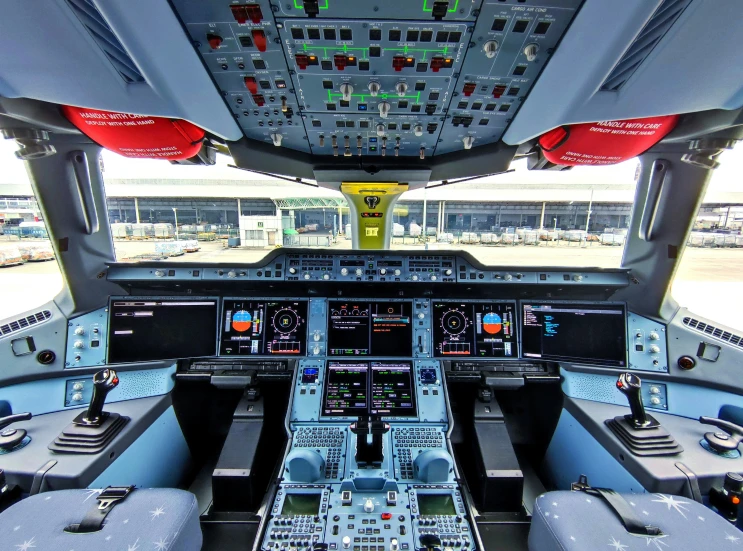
(327, 91, 422, 103)
(293, 0, 329, 9)
(302, 43, 450, 60)
(422, 0, 460, 12)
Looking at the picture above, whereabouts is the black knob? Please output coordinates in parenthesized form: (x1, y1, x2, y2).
(83, 369, 119, 425)
(725, 472, 743, 494)
(616, 372, 648, 427)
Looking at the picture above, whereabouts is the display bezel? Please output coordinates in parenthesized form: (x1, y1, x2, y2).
(106, 296, 219, 363)
(431, 300, 519, 360)
(219, 297, 309, 357)
(326, 299, 414, 357)
(519, 300, 628, 367)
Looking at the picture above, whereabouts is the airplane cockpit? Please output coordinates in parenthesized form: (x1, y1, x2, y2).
(2, 1, 743, 550)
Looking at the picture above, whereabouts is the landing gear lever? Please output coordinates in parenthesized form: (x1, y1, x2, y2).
(616, 372, 654, 428)
(77, 369, 119, 426)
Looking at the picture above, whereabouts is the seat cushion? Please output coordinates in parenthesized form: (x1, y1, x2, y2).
(529, 490, 742, 550)
(0, 488, 202, 551)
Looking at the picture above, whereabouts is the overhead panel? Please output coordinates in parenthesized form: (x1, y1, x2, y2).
(169, 0, 582, 156)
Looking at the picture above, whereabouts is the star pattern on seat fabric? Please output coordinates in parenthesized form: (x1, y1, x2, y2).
(15, 537, 36, 551)
(608, 536, 628, 551)
(150, 505, 166, 520)
(651, 494, 690, 519)
(726, 533, 741, 544)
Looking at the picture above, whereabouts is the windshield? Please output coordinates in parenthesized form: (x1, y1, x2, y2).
(100, 151, 639, 268)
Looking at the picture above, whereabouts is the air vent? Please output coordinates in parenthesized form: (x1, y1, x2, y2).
(600, 0, 691, 91)
(683, 317, 743, 348)
(0, 311, 53, 337)
(65, 0, 145, 83)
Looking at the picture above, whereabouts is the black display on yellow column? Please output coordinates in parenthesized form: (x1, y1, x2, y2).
(340, 182, 409, 249)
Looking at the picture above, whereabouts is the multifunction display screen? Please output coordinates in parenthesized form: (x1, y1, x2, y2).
(327, 301, 412, 356)
(322, 361, 416, 417)
(219, 300, 308, 356)
(432, 302, 517, 358)
(108, 299, 218, 363)
(521, 303, 627, 367)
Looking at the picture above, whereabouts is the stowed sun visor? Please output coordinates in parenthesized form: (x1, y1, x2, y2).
(538, 115, 679, 166)
(61, 106, 206, 160)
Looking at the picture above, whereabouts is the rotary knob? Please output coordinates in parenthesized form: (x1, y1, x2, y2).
(313, 345, 321, 355)
(650, 396, 661, 406)
(411, 274, 419, 281)
(649, 332, 660, 340)
(303, 273, 311, 280)
(72, 392, 83, 402)
(418, 313, 425, 319)
(524, 43, 539, 62)
(73, 340, 84, 349)
(368, 81, 381, 97)
(573, 274, 583, 282)
(414, 124, 423, 137)
(379, 268, 387, 275)
(343, 536, 351, 549)
(462, 136, 475, 149)
(504, 274, 513, 281)
(649, 345, 661, 354)
(444, 269, 452, 276)
(155, 270, 166, 277)
(378, 101, 391, 119)
(649, 386, 661, 395)
(228, 270, 238, 278)
(74, 327, 85, 336)
(341, 268, 349, 276)
(394, 269, 401, 276)
(313, 331, 322, 342)
(430, 274, 437, 281)
(376, 124, 386, 137)
(289, 267, 297, 274)
(340, 83, 354, 101)
(395, 82, 408, 97)
(270, 133, 283, 147)
(73, 382, 84, 391)
(363, 499, 374, 513)
(355, 268, 363, 276)
(390, 539, 399, 551)
(483, 40, 499, 58)
(323, 273, 330, 280)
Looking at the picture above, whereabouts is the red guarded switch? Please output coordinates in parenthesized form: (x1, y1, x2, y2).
(462, 82, 476, 97)
(430, 56, 445, 72)
(206, 33, 223, 50)
(230, 4, 263, 24)
(392, 56, 406, 72)
(295, 54, 309, 70)
(381, 513, 393, 521)
(252, 94, 265, 107)
(252, 29, 267, 52)
(492, 84, 507, 98)
(244, 77, 258, 94)
(334, 55, 347, 71)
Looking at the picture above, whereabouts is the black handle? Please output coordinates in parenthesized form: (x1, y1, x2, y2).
(616, 372, 648, 427)
(84, 369, 119, 424)
(0, 413, 32, 431)
(700, 416, 743, 436)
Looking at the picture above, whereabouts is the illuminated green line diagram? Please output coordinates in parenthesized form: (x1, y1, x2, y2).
(327, 90, 422, 103)
(293, 0, 329, 9)
(302, 42, 449, 61)
(422, 0, 459, 12)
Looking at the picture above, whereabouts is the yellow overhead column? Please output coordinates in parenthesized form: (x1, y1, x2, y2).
(340, 182, 409, 249)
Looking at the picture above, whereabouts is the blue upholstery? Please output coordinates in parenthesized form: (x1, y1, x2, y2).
(529, 490, 743, 550)
(0, 488, 202, 551)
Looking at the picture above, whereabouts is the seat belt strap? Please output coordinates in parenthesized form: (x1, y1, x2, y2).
(66, 486, 135, 533)
(581, 487, 663, 537)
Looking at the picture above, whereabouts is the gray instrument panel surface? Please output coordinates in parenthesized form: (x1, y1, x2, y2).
(169, 0, 582, 156)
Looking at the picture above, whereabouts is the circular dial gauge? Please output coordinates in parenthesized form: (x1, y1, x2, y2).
(440, 309, 470, 336)
(273, 308, 301, 334)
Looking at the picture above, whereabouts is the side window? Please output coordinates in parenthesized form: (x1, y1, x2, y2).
(0, 142, 62, 319)
(672, 145, 743, 331)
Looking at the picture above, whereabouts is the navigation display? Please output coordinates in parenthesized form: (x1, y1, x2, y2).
(322, 361, 416, 417)
(521, 303, 627, 367)
(327, 301, 412, 356)
(108, 299, 218, 363)
(432, 302, 517, 358)
(219, 300, 308, 356)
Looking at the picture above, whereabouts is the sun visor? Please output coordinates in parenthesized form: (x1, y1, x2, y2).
(538, 115, 679, 166)
(61, 106, 205, 160)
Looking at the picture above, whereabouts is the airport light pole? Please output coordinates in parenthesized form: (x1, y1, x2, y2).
(172, 208, 179, 241)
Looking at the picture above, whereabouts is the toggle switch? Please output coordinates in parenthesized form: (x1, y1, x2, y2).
(251, 29, 267, 52)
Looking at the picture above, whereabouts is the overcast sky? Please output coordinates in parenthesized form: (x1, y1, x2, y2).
(0, 137, 740, 191)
